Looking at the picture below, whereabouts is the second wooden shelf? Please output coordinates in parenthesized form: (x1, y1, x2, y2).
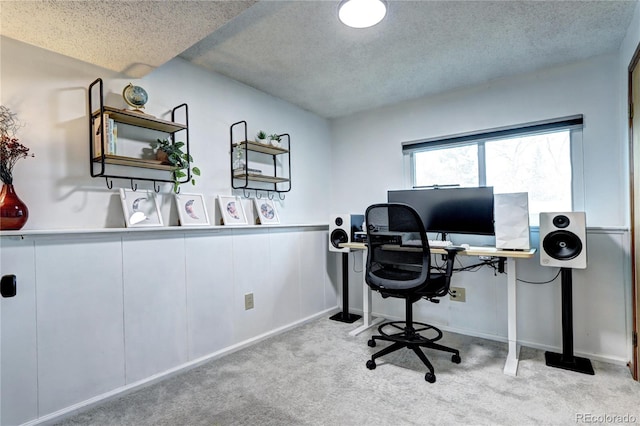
(233, 172, 290, 184)
(93, 155, 175, 171)
(232, 141, 289, 155)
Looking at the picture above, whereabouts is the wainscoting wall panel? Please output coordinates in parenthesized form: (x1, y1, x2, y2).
(0, 226, 333, 425)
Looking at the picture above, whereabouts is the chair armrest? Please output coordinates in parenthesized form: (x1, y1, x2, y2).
(442, 247, 462, 278)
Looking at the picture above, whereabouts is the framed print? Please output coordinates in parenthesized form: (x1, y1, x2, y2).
(175, 193, 210, 226)
(217, 195, 248, 225)
(254, 198, 280, 225)
(119, 188, 163, 227)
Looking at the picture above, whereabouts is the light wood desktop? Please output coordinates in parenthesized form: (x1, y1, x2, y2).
(340, 242, 536, 376)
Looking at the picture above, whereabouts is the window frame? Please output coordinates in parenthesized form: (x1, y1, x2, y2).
(402, 115, 585, 219)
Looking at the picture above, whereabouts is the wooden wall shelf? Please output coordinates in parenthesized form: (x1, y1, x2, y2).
(93, 155, 175, 171)
(233, 172, 290, 184)
(230, 120, 291, 198)
(88, 77, 192, 191)
(233, 141, 289, 155)
(91, 106, 187, 133)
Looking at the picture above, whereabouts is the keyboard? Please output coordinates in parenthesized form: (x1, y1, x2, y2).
(429, 240, 453, 248)
(402, 239, 453, 248)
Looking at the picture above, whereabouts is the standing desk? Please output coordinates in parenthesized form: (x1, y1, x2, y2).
(340, 242, 536, 376)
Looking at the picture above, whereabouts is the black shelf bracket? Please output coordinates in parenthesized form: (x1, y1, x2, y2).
(230, 120, 291, 197)
(88, 77, 191, 192)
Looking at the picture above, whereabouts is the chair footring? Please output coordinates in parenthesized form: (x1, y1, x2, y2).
(378, 320, 444, 344)
(367, 321, 461, 381)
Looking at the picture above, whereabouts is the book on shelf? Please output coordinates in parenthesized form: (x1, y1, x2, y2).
(110, 119, 117, 155)
(92, 113, 117, 156)
(92, 113, 104, 157)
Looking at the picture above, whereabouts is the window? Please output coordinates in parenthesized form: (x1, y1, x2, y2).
(414, 144, 479, 187)
(404, 116, 583, 226)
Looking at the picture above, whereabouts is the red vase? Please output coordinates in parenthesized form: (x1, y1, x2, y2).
(0, 184, 29, 230)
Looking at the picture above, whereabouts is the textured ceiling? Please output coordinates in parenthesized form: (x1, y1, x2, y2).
(1, 1, 638, 118)
(0, 0, 256, 77)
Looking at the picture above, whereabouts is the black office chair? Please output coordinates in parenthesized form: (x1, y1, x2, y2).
(364, 203, 462, 383)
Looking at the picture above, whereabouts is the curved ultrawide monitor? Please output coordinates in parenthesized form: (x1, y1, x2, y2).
(388, 187, 495, 236)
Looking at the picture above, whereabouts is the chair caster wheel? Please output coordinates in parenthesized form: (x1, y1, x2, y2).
(368, 339, 376, 347)
(451, 354, 461, 364)
(425, 372, 436, 383)
(366, 360, 376, 370)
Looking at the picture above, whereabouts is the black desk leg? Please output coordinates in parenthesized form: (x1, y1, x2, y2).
(330, 252, 362, 323)
(545, 268, 594, 374)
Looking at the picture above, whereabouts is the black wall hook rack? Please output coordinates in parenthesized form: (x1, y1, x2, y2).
(238, 188, 287, 201)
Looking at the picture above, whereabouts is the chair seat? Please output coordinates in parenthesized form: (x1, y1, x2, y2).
(373, 272, 448, 298)
(371, 266, 421, 282)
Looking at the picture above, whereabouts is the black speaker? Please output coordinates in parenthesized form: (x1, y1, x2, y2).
(539, 212, 587, 269)
(329, 214, 364, 253)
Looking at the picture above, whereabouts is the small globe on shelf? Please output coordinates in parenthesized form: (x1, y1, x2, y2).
(122, 83, 148, 113)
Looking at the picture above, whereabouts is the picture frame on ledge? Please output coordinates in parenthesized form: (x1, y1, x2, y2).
(175, 193, 210, 226)
(119, 188, 163, 227)
(254, 198, 280, 225)
(217, 195, 248, 225)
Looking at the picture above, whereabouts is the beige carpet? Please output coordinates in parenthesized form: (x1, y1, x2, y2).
(54, 317, 640, 425)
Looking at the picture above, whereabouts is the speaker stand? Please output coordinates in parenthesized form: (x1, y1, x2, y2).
(545, 268, 594, 375)
(330, 252, 362, 323)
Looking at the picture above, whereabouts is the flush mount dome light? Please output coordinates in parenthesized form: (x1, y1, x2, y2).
(338, 0, 387, 28)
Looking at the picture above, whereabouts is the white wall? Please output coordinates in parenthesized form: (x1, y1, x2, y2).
(1, 37, 340, 425)
(329, 53, 633, 363)
(331, 53, 623, 226)
(0, 36, 333, 229)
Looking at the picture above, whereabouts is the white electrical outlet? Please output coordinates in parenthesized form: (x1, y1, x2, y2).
(244, 293, 254, 310)
(450, 287, 466, 302)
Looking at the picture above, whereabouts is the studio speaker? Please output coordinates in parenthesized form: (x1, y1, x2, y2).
(329, 214, 364, 253)
(539, 212, 587, 269)
(494, 192, 530, 250)
(540, 211, 593, 374)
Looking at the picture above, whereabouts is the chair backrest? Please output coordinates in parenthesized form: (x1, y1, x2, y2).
(364, 203, 431, 294)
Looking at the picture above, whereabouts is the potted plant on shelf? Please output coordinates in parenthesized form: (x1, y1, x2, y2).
(153, 138, 201, 193)
(0, 105, 34, 230)
(269, 133, 282, 148)
(256, 130, 268, 144)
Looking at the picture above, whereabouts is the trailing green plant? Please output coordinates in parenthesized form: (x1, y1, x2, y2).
(153, 138, 200, 193)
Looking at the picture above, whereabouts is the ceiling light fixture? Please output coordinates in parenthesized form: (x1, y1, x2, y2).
(338, 0, 387, 29)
